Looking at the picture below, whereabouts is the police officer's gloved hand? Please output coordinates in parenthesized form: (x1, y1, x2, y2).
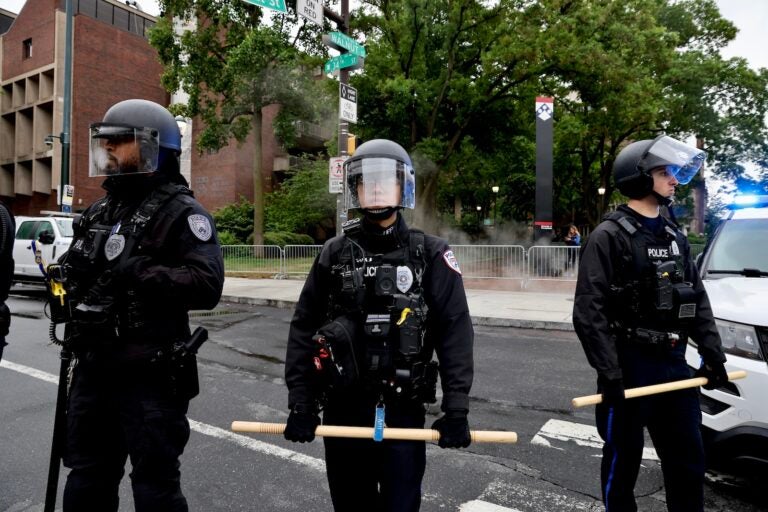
(696, 361, 728, 390)
(599, 376, 625, 407)
(431, 409, 471, 449)
(284, 403, 320, 443)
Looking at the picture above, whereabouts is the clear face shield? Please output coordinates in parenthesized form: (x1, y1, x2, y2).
(89, 123, 160, 177)
(344, 157, 416, 211)
(640, 136, 706, 185)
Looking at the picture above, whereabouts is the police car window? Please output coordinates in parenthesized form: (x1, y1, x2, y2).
(33, 221, 53, 239)
(55, 219, 74, 237)
(707, 218, 768, 273)
(15, 221, 39, 239)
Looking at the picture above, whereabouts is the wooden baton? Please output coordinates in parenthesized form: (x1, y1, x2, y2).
(231, 421, 518, 444)
(571, 370, 748, 408)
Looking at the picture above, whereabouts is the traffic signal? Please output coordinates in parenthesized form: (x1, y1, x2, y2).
(347, 134, 357, 155)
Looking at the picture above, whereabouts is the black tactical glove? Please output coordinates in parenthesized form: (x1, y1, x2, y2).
(431, 409, 471, 449)
(696, 361, 728, 390)
(598, 376, 625, 407)
(284, 404, 320, 443)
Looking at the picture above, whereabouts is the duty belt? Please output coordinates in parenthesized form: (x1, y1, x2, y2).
(626, 327, 682, 348)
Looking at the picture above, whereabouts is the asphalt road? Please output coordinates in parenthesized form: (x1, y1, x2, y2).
(1, 291, 764, 511)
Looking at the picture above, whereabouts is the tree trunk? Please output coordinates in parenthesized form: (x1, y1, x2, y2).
(415, 171, 439, 232)
(252, 111, 264, 247)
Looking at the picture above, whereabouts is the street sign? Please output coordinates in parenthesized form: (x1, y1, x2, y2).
(329, 156, 347, 194)
(241, 0, 287, 13)
(324, 53, 364, 74)
(339, 83, 357, 123)
(62, 184, 74, 206)
(297, 0, 323, 25)
(322, 31, 366, 57)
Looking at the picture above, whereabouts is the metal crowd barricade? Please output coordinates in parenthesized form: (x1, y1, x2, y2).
(526, 245, 580, 281)
(450, 245, 527, 279)
(283, 245, 323, 278)
(221, 245, 284, 277)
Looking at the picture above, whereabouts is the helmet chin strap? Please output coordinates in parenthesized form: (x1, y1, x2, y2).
(652, 192, 682, 226)
(652, 191, 673, 207)
(361, 207, 399, 221)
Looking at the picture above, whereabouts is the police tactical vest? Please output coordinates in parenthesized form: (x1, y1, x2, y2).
(330, 218, 429, 376)
(605, 211, 698, 331)
(65, 182, 193, 324)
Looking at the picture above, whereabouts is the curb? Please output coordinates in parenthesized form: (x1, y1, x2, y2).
(221, 295, 575, 332)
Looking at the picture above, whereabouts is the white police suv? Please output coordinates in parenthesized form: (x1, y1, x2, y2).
(13, 213, 75, 283)
(685, 194, 768, 471)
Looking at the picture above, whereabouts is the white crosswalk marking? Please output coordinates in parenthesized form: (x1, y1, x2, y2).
(460, 500, 522, 511)
(531, 418, 659, 461)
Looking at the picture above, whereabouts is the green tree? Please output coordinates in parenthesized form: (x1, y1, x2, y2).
(150, 0, 334, 244)
(354, 0, 768, 232)
(265, 156, 337, 241)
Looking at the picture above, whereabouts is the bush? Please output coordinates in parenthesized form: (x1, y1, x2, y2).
(218, 230, 240, 246)
(263, 231, 316, 246)
(212, 198, 253, 244)
(687, 232, 706, 245)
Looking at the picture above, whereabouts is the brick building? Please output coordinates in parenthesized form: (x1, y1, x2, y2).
(2, 0, 333, 219)
(0, 0, 166, 215)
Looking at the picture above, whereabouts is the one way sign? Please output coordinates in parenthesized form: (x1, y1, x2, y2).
(339, 83, 357, 123)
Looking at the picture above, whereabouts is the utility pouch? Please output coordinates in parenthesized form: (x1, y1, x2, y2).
(409, 360, 439, 403)
(653, 261, 678, 312)
(168, 327, 208, 400)
(172, 354, 199, 401)
(673, 283, 697, 319)
(313, 316, 361, 389)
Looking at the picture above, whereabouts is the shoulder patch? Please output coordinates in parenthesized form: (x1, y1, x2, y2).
(442, 249, 462, 275)
(187, 214, 213, 241)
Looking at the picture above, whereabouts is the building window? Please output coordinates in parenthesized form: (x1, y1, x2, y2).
(22, 38, 32, 59)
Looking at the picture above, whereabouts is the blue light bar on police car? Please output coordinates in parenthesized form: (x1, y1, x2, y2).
(729, 194, 768, 209)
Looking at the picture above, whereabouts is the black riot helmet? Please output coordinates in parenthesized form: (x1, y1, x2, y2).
(613, 135, 706, 200)
(89, 99, 181, 177)
(344, 139, 416, 220)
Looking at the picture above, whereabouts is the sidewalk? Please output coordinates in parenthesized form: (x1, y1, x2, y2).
(222, 277, 575, 331)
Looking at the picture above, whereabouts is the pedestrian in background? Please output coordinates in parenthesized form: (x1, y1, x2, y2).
(284, 139, 474, 512)
(0, 201, 14, 362)
(572, 135, 726, 512)
(60, 99, 224, 511)
(563, 224, 581, 275)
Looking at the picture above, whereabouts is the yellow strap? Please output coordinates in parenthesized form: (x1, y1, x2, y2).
(397, 308, 412, 326)
(50, 281, 66, 306)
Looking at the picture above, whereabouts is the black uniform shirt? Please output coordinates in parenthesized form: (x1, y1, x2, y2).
(572, 205, 725, 382)
(285, 213, 474, 412)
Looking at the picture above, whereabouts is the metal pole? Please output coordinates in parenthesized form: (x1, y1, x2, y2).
(59, 0, 73, 211)
(335, 0, 350, 236)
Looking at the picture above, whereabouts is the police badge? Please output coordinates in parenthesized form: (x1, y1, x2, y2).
(187, 214, 212, 241)
(104, 233, 126, 261)
(396, 266, 413, 293)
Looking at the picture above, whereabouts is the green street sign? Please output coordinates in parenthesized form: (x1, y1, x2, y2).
(322, 31, 366, 58)
(324, 53, 364, 74)
(242, 0, 287, 13)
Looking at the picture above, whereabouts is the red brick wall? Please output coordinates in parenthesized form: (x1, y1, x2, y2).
(70, 13, 167, 209)
(1, 0, 57, 79)
(191, 125, 255, 213)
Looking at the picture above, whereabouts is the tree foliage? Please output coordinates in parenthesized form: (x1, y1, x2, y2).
(353, 0, 768, 230)
(151, 0, 768, 240)
(149, 0, 336, 244)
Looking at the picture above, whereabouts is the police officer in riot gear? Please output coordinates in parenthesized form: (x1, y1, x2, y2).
(60, 99, 224, 511)
(0, 201, 13, 362)
(573, 135, 727, 512)
(284, 139, 474, 511)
